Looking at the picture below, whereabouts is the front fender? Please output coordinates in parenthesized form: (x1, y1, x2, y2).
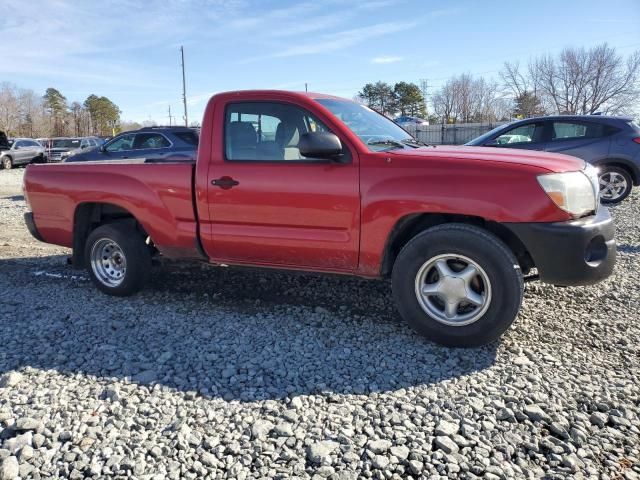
(357, 159, 570, 276)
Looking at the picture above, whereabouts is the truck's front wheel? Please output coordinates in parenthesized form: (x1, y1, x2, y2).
(85, 223, 151, 296)
(392, 224, 524, 347)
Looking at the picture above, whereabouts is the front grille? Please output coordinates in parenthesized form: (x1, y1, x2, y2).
(48, 152, 63, 162)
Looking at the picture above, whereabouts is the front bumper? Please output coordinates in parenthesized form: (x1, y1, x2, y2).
(24, 212, 44, 242)
(505, 208, 616, 286)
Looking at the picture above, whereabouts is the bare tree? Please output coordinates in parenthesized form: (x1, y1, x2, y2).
(0, 83, 21, 135)
(432, 74, 505, 123)
(505, 44, 640, 115)
(500, 61, 530, 97)
(432, 78, 458, 123)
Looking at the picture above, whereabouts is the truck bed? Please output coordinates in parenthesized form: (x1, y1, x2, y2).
(24, 161, 199, 258)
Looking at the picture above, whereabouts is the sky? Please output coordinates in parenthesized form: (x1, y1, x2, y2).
(2, 0, 639, 124)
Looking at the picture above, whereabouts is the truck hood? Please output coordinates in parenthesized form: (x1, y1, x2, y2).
(392, 145, 586, 173)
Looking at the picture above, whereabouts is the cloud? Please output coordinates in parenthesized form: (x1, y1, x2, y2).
(371, 56, 404, 64)
(270, 21, 417, 58)
(0, 0, 240, 88)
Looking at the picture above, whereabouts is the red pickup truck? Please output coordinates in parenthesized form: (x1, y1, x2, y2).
(23, 90, 616, 346)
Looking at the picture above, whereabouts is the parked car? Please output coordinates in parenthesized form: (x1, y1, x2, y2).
(466, 115, 640, 204)
(23, 90, 615, 347)
(59, 137, 103, 161)
(41, 137, 102, 163)
(64, 127, 198, 162)
(1, 137, 45, 169)
(395, 116, 429, 129)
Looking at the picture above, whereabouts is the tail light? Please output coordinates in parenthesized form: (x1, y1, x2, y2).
(633, 137, 640, 144)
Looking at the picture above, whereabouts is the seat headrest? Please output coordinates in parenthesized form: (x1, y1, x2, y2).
(276, 122, 299, 148)
(228, 121, 257, 146)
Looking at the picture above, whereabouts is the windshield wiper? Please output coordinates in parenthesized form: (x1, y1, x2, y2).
(401, 138, 430, 148)
(367, 139, 405, 150)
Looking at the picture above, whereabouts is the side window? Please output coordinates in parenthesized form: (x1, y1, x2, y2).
(133, 133, 171, 150)
(225, 102, 330, 161)
(552, 122, 604, 140)
(14, 140, 24, 148)
(174, 131, 199, 146)
(105, 134, 135, 152)
(495, 123, 541, 145)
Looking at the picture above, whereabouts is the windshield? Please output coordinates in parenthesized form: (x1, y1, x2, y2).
(316, 99, 415, 152)
(52, 139, 81, 148)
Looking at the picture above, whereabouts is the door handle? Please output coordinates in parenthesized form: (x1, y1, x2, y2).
(211, 176, 239, 189)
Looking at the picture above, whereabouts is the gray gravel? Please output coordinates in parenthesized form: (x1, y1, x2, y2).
(1, 167, 639, 479)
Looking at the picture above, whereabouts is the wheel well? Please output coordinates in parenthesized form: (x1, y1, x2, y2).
(72, 202, 150, 268)
(599, 160, 639, 185)
(380, 213, 535, 277)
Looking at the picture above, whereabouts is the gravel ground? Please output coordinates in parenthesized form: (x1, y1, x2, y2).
(0, 166, 639, 480)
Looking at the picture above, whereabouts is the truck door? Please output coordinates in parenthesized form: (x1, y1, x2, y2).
(201, 100, 360, 272)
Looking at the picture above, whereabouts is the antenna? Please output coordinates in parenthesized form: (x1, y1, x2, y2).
(181, 46, 188, 127)
(305, 83, 308, 92)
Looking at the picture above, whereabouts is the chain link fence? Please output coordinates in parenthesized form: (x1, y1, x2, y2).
(404, 122, 509, 145)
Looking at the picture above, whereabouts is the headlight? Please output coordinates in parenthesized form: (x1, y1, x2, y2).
(537, 169, 597, 218)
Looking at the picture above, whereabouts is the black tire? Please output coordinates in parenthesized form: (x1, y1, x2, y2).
(599, 165, 633, 205)
(392, 223, 524, 347)
(85, 223, 151, 296)
(2, 156, 13, 170)
(32, 154, 45, 164)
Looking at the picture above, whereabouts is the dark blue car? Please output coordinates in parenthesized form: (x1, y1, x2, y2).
(466, 115, 640, 204)
(65, 127, 198, 163)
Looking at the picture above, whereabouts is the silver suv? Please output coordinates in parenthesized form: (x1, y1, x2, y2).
(0, 137, 46, 169)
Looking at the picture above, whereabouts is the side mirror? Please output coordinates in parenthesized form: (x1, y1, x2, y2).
(100, 145, 106, 152)
(298, 132, 343, 160)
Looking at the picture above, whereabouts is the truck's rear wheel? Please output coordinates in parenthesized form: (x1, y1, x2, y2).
(392, 223, 524, 347)
(85, 223, 151, 296)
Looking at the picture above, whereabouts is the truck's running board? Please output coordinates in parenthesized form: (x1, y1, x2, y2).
(524, 274, 540, 283)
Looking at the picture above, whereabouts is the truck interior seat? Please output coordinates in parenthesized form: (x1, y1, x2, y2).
(227, 121, 257, 159)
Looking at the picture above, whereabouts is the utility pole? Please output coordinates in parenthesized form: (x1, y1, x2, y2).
(181, 46, 188, 127)
(167, 105, 173, 126)
(419, 78, 429, 117)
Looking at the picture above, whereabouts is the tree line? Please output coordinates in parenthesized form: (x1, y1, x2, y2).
(0, 84, 126, 138)
(357, 43, 640, 124)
